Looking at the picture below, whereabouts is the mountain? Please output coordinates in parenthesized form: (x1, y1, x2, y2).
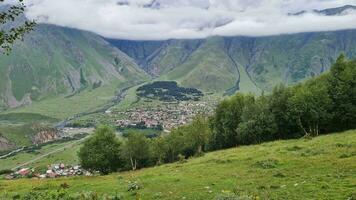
(318, 5, 356, 15)
(2, 5, 356, 110)
(110, 30, 356, 93)
(291, 5, 356, 16)
(0, 24, 148, 110)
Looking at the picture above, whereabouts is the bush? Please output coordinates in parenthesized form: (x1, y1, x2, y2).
(0, 169, 13, 175)
(254, 159, 279, 169)
(127, 181, 143, 192)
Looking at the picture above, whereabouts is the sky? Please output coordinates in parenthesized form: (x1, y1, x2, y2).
(18, 0, 356, 40)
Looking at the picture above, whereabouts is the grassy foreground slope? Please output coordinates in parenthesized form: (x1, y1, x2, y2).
(1, 130, 355, 199)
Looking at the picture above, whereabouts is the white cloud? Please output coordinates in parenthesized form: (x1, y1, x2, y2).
(23, 0, 356, 40)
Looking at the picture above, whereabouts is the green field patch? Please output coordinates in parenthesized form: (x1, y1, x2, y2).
(0, 113, 58, 124)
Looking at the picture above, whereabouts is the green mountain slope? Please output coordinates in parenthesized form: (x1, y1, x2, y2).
(111, 30, 356, 94)
(0, 24, 148, 110)
(1, 130, 355, 199)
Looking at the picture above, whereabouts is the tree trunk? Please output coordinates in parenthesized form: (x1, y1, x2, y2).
(298, 117, 308, 136)
(197, 145, 203, 154)
(130, 157, 136, 171)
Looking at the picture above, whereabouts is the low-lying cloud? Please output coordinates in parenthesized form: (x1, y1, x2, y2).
(22, 0, 356, 40)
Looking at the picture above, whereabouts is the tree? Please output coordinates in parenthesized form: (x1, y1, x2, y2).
(288, 77, 332, 137)
(327, 55, 356, 131)
(268, 84, 299, 139)
(163, 127, 186, 162)
(237, 96, 278, 144)
(0, 0, 36, 54)
(123, 133, 150, 171)
(185, 115, 211, 155)
(78, 125, 124, 175)
(150, 137, 168, 165)
(209, 94, 254, 150)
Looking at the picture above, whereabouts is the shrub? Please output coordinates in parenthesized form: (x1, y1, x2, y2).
(127, 181, 143, 192)
(254, 159, 279, 169)
(0, 169, 13, 175)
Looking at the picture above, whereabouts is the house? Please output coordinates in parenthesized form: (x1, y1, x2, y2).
(17, 168, 31, 176)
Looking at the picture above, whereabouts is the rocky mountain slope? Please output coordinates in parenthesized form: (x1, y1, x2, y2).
(110, 29, 356, 93)
(0, 24, 148, 109)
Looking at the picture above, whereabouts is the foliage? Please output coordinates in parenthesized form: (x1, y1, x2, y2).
(184, 115, 211, 154)
(0, 169, 13, 175)
(127, 181, 143, 192)
(236, 96, 278, 145)
(327, 55, 356, 131)
(0, 0, 36, 54)
(78, 125, 124, 174)
(122, 132, 150, 170)
(209, 94, 254, 150)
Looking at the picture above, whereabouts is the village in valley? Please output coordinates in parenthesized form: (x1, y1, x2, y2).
(73, 82, 220, 132)
(0, 81, 220, 180)
(107, 100, 217, 131)
(2, 100, 218, 180)
(4, 163, 92, 180)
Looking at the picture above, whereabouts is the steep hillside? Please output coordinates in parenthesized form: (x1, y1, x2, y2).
(1, 130, 355, 199)
(0, 24, 148, 109)
(111, 30, 356, 93)
(0, 113, 60, 153)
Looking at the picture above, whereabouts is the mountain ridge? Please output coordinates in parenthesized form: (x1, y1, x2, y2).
(0, 24, 149, 110)
(109, 29, 356, 93)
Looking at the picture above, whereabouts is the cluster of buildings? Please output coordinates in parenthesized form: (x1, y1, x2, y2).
(4, 164, 91, 180)
(113, 101, 216, 130)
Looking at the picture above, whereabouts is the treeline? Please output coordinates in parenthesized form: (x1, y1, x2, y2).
(78, 117, 210, 174)
(79, 55, 356, 174)
(209, 55, 355, 150)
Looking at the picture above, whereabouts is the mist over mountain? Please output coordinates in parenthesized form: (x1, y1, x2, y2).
(25, 1, 356, 40)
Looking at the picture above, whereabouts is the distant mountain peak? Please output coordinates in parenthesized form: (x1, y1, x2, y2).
(290, 5, 356, 16)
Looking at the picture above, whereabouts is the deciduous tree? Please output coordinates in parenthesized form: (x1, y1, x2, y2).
(0, 0, 36, 53)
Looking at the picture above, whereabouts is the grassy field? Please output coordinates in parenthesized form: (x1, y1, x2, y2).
(0, 130, 355, 199)
(4, 81, 127, 120)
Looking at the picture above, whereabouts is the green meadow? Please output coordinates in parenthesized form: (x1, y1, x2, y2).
(1, 130, 355, 200)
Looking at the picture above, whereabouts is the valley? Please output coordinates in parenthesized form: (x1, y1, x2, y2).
(1, 26, 356, 181)
(0, 2, 356, 199)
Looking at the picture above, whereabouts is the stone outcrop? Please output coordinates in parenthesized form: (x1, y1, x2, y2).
(31, 127, 61, 145)
(0, 136, 15, 152)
